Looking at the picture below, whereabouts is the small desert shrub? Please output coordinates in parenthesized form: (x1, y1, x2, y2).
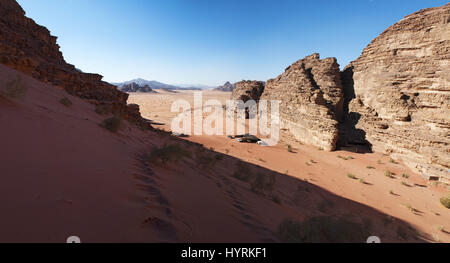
(396, 226, 408, 240)
(347, 173, 358, 180)
(197, 154, 218, 169)
(402, 173, 409, 179)
(401, 181, 411, 187)
(389, 158, 397, 164)
(310, 160, 317, 164)
(359, 178, 366, 184)
(95, 104, 112, 115)
(367, 166, 375, 170)
(59, 97, 72, 107)
(287, 144, 293, 153)
(385, 170, 394, 179)
(317, 199, 335, 212)
(251, 173, 276, 193)
(406, 204, 416, 213)
(100, 116, 122, 133)
(193, 147, 206, 162)
(277, 217, 368, 243)
(147, 144, 191, 165)
(389, 190, 395, 195)
(233, 162, 252, 182)
(1, 75, 27, 99)
(440, 195, 450, 209)
(432, 234, 440, 243)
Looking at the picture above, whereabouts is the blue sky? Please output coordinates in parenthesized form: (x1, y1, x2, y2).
(17, 0, 449, 86)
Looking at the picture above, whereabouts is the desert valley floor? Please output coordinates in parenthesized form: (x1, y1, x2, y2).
(129, 90, 450, 243)
(1, 65, 449, 243)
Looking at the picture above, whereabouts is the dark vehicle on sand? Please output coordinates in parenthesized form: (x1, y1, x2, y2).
(235, 134, 260, 143)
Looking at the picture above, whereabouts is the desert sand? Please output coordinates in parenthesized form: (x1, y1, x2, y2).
(0, 65, 449, 242)
(129, 90, 450, 243)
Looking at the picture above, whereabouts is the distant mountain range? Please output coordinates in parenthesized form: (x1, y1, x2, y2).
(112, 78, 212, 91)
(112, 78, 239, 92)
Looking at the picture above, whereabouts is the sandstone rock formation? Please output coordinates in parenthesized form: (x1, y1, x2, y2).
(215, 81, 236, 92)
(341, 3, 450, 182)
(231, 80, 265, 119)
(0, 0, 147, 125)
(231, 80, 265, 102)
(119, 82, 156, 93)
(261, 54, 344, 151)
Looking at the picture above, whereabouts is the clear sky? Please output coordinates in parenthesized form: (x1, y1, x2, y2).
(17, 0, 449, 86)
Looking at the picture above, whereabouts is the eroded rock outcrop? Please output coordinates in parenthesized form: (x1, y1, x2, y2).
(230, 80, 265, 119)
(342, 4, 450, 181)
(261, 54, 344, 151)
(0, 0, 147, 125)
(119, 82, 156, 93)
(215, 81, 236, 92)
(231, 80, 265, 102)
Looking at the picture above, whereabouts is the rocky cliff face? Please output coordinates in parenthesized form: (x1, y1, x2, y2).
(231, 80, 265, 102)
(261, 54, 344, 151)
(342, 4, 450, 182)
(230, 80, 265, 119)
(0, 0, 146, 125)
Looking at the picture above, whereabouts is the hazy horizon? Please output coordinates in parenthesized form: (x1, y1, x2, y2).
(17, 0, 449, 86)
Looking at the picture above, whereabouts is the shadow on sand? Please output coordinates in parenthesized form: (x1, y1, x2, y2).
(134, 130, 431, 243)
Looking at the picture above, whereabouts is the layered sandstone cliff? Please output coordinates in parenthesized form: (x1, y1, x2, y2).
(342, 4, 450, 181)
(0, 0, 146, 124)
(261, 54, 344, 151)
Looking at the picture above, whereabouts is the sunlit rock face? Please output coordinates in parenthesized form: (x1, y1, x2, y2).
(342, 3, 450, 182)
(231, 80, 265, 103)
(261, 53, 344, 151)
